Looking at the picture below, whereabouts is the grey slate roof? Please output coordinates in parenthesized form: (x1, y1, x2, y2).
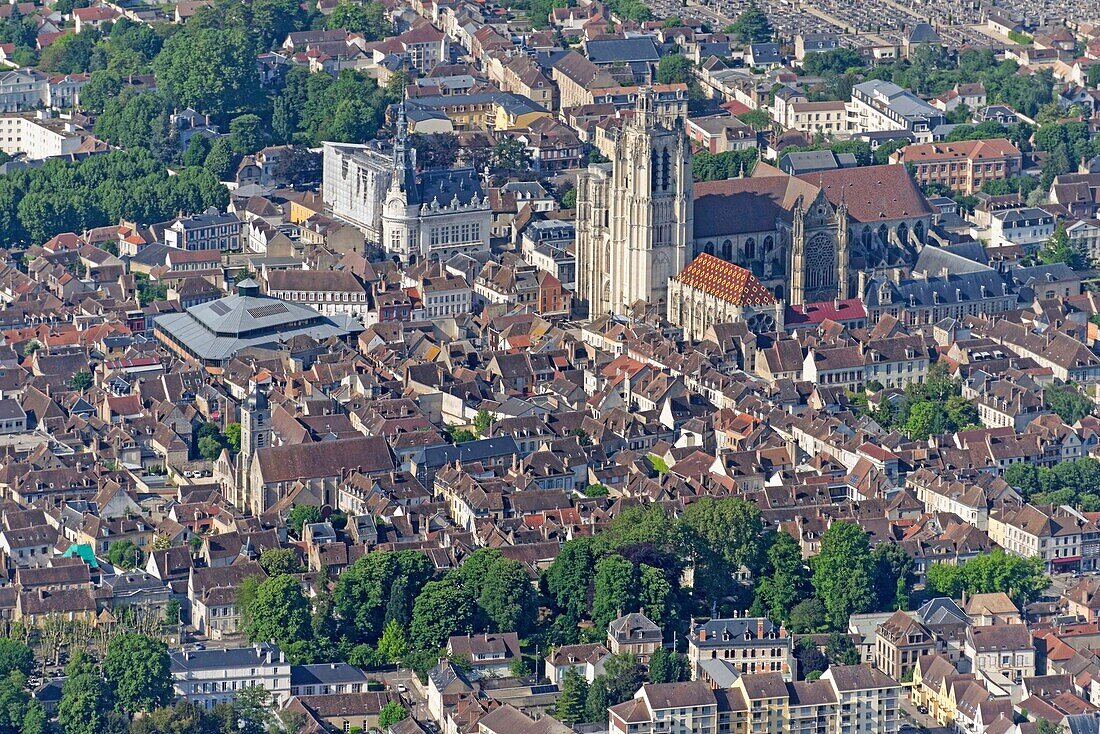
(169, 643, 283, 673)
(154, 291, 359, 363)
(584, 37, 660, 64)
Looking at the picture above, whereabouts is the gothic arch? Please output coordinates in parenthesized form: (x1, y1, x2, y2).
(763, 235, 774, 254)
(745, 238, 756, 259)
(914, 221, 925, 244)
(877, 224, 888, 246)
(722, 240, 732, 260)
(897, 222, 909, 246)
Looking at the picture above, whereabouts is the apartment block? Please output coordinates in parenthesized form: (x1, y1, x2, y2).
(891, 138, 1022, 195)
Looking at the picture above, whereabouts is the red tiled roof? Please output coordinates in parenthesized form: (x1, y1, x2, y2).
(673, 253, 777, 306)
(785, 298, 867, 325)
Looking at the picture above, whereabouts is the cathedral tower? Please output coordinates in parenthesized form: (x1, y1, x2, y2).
(576, 89, 693, 317)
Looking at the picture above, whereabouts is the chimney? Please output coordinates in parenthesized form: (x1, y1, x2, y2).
(757, 618, 765, 638)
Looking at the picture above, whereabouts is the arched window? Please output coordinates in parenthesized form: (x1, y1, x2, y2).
(877, 224, 888, 245)
(705, 242, 715, 255)
(721, 240, 732, 260)
(745, 238, 756, 259)
(862, 228, 872, 249)
(661, 148, 671, 191)
(897, 222, 909, 245)
(763, 235, 774, 254)
(914, 221, 925, 244)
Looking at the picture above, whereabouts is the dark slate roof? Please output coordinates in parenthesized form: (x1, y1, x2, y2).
(413, 167, 485, 208)
(417, 436, 520, 467)
(584, 37, 660, 64)
(291, 663, 371, 687)
(169, 644, 282, 673)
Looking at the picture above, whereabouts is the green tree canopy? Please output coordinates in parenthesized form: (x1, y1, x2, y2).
(724, 0, 772, 43)
(810, 522, 874, 629)
(103, 634, 171, 712)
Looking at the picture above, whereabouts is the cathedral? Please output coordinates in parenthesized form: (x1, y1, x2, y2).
(574, 91, 935, 322)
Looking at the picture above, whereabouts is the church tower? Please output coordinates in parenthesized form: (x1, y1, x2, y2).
(236, 381, 270, 514)
(576, 89, 693, 317)
(381, 101, 420, 262)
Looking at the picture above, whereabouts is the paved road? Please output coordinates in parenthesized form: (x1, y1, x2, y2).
(382, 668, 436, 730)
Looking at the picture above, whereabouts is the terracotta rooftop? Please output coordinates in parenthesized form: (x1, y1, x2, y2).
(672, 254, 777, 306)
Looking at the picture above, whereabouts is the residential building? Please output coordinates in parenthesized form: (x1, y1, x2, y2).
(608, 612, 663, 662)
(0, 112, 86, 160)
(963, 625, 1035, 686)
(686, 616, 794, 681)
(608, 682, 718, 734)
(988, 207, 1055, 252)
(266, 270, 369, 318)
(892, 139, 1023, 195)
(847, 80, 946, 143)
(169, 644, 291, 709)
(875, 610, 938, 682)
(164, 210, 243, 252)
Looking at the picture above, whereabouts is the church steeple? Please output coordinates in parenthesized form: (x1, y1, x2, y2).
(391, 99, 417, 199)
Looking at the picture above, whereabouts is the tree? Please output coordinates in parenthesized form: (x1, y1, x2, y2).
(737, 109, 771, 131)
(107, 540, 142, 570)
(591, 554, 638, 631)
(458, 549, 538, 634)
(182, 135, 213, 167)
(153, 27, 261, 117)
(409, 579, 475, 649)
(1046, 384, 1094, 424)
(545, 537, 596, 621)
(58, 653, 111, 734)
(794, 638, 827, 676)
(378, 701, 408, 728)
(648, 646, 689, 683)
(70, 370, 92, 391)
(754, 531, 812, 622)
(204, 138, 236, 180)
(679, 497, 765, 591)
(871, 543, 914, 611)
(873, 138, 909, 166)
(239, 575, 313, 654)
(377, 618, 408, 663)
(555, 669, 589, 723)
(787, 597, 827, 633)
(129, 701, 220, 734)
(333, 550, 434, 644)
(825, 633, 860, 666)
(811, 522, 874, 629)
(473, 409, 492, 435)
(448, 426, 477, 443)
(327, 1, 390, 40)
(489, 138, 532, 175)
(656, 55, 694, 86)
(926, 549, 1048, 604)
(258, 548, 303, 576)
(197, 435, 223, 460)
(224, 422, 241, 453)
(724, 0, 772, 43)
(602, 653, 645, 705)
(905, 401, 951, 439)
(229, 114, 265, 155)
(584, 676, 611, 723)
(103, 634, 171, 712)
(410, 132, 459, 169)
(561, 188, 577, 209)
(1040, 222, 1085, 269)
(288, 504, 322, 536)
(0, 640, 32, 678)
